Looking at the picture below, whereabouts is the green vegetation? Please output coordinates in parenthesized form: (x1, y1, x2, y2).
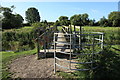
(0, 6, 24, 29)
(25, 7, 40, 23)
(58, 16, 70, 26)
(58, 45, 120, 79)
(1, 48, 37, 79)
(2, 26, 35, 51)
(108, 12, 120, 27)
(1, 4, 120, 80)
(57, 26, 120, 79)
(83, 26, 120, 44)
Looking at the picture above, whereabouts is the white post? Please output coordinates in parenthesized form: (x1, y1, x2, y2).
(54, 33, 56, 74)
(101, 34, 104, 50)
(69, 34, 72, 70)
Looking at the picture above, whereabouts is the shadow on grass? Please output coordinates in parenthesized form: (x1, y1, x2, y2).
(93, 46, 120, 80)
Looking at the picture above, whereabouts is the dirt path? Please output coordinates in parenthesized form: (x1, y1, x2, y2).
(8, 32, 76, 78)
(9, 54, 62, 78)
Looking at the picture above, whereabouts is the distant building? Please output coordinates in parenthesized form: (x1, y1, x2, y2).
(118, 1, 120, 12)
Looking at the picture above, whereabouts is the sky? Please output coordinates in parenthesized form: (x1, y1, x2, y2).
(0, 2, 119, 22)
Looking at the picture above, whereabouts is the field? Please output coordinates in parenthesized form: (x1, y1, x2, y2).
(1, 26, 120, 79)
(74, 26, 120, 44)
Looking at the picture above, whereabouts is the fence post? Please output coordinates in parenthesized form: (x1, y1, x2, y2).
(37, 33, 40, 59)
(79, 26, 82, 50)
(54, 33, 56, 74)
(101, 34, 104, 50)
(44, 33, 46, 58)
(90, 35, 95, 78)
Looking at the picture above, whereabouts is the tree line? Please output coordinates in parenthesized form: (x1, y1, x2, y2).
(56, 12, 120, 27)
(0, 6, 120, 29)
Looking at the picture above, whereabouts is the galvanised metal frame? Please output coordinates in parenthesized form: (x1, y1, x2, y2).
(54, 27, 104, 74)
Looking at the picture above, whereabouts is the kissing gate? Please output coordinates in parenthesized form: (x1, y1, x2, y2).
(53, 26, 104, 73)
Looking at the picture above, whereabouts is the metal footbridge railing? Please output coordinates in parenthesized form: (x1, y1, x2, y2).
(54, 26, 104, 73)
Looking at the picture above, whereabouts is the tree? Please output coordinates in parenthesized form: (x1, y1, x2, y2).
(0, 6, 12, 13)
(13, 14, 24, 28)
(99, 16, 109, 27)
(81, 13, 89, 25)
(58, 16, 70, 26)
(89, 19, 95, 26)
(54, 20, 61, 26)
(25, 7, 40, 23)
(1, 6, 24, 29)
(70, 14, 83, 26)
(108, 12, 120, 27)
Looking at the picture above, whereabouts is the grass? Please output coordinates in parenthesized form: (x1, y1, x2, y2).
(58, 26, 120, 79)
(1, 26, 120, 79)
(84, 26, 120, 44)
(70, 26, 120, 44)
(57, 45, 120, 79)
(3, 26, 33, 32)
(1, 48, 37, 79)
(83, 26, 120, 33)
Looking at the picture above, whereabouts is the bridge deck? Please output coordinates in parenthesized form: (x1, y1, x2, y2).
(40, 32, 73, 54)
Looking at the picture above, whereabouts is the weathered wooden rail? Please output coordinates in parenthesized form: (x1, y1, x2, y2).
(36, 26, 57, 59)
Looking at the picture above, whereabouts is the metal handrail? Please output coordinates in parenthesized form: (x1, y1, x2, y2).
(54, 30, 104, 73)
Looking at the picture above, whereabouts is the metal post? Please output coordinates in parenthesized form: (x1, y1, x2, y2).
(54, 33, 56, 74)
(92, 35, 95, 69)
(69, 34, 72, 69)
(101, 34, 104, 50)
(90, 35, 95, 78)
(70, 25, 72, 34)
(74, 25, 75, 32)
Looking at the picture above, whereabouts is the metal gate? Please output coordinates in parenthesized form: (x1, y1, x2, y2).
(54, 30, 104, 73)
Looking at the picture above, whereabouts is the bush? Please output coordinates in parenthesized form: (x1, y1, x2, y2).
(2, 28, 35, 51)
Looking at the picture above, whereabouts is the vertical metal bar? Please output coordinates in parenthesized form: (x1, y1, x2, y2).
(92, 35, 95, 69)
(74, 25, 75, 32)
(91, 35, 95, 78)
(54, 33, 56, 74)
(101, 34, 104, 50)
(70, 24, 72, 34)
(69, 34, 72, 70)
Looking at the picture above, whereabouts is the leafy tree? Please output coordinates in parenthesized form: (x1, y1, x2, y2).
(25, 7, 40, 23)
(13, 14, 24, 28)
(54, 20, 61, 26)
(59, 16, 68, 21)
(0, 6, 12, 13)
(58, 16, 70, 26)
(99, 16, 109, 27)
(89, 19, 95, 26)
(81, 13, 89, 25)
(70, 14, 83, 26)
(108, 12, 120, 27)
(1, 6, 24, 29)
